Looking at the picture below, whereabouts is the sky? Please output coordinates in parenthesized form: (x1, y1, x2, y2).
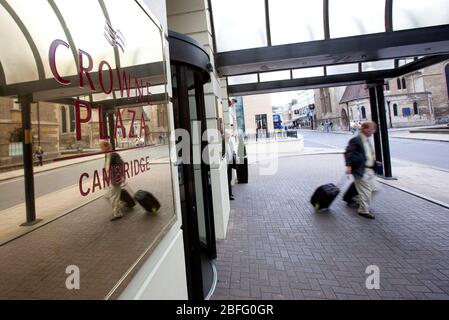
(270, 90, 314, 107)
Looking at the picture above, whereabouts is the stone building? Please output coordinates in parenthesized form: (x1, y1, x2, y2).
(314, 60, 449, 129)
(242, 94, 274, 138)
(0, 96, 159, 170)
(0, 97, 60, 167)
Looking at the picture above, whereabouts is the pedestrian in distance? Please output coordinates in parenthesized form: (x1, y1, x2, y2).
(225, 132, 236, 201)
(100, 141, 126, 221)
(344, 121, 380, 219)
(35, 146, 44, 166)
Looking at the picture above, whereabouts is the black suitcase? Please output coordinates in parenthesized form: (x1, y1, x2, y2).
(310, 183, 340, 210)
(120, 189, 136, 208)
(343, 182, 358, 204)
(134, 190, 161, 214)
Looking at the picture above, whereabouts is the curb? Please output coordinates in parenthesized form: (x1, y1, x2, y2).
(0, 155, 103, 183)
(377, 180, 449, 210)
(389, 136, 449, 143)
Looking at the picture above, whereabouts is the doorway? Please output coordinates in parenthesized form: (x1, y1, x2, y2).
(169, 31, 217, 300)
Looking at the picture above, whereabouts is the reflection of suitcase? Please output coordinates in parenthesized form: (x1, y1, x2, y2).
(343, 182, 358, 204)
(120, 189, 136, 208)
(310, 183, 340, 210)
(134, 190, 161, 214)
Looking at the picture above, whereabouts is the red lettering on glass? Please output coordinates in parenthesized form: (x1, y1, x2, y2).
(98, 60, 114, 94)
(116, 68, 131, 98)
(139, 112, 146, 138)
(75, 100, 92, 140)
(128, 109, 137, 138)
(49, 39, 71, 85)
(114, 109, 126, 139)
(79, 172, 90, 196)
(78, 49, 95, 90)
(92, 170, 102, 193)
(98, 105, 110, 140)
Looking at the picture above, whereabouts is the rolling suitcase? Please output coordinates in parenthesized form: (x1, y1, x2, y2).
(134, 190, 161, 214)
(310, 183, 340, 210)
(120, 189, 136, 208)
(343, 182, 358, 204)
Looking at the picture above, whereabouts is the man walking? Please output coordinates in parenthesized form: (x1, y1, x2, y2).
(100, 141, 125, 221)
(225, 133, 235, 201)
(344, 121, 378, 219)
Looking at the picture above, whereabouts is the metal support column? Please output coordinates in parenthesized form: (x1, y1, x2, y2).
(107, 108, 116, 150)
(368, 85, 383, 163)
(375, 83, 393, 178)
(19, 94, 40, 226)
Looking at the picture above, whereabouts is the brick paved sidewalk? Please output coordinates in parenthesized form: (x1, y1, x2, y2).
(212, 154, 449, 300)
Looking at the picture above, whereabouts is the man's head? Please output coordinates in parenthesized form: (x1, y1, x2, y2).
(361, 121, 377, 137)
(99, 141, 112, 152)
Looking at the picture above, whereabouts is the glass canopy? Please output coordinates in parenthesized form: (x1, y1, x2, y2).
(0, 0, 165, 99)
(211, 0, 449, 52)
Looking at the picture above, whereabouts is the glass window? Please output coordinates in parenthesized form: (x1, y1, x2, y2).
(211, 0, 267, 52)
(326, 63, 359, 75)
(8, 142, 23, 156)
(227, 74, 258, 85)
(329, 0, 386, 38)
(259, 70, 291, 82)
(269, 0, 324, 45)
(0, 1, 172, 300)
(393, 0, 449, 31)
(4, 0, 76, 81)
(0, 3, 39, 84)
(402, 77, 407, 89)
(397, 78, 402, 90)
(292, 67, 324, 79)
(413, 102, 418, 115)
(393, 103, 398, 116)
(362, 60, 395, 72)
(385, 81, 390, 91)
(361, 106, 366, 119)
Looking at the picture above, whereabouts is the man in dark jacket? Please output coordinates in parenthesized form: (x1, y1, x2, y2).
(100, 141, 125, 221)
(344, 121, 378, 219)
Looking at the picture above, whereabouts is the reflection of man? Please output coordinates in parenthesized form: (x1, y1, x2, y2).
(225, 133, 235, 201)
(100, 141, 125, 221)
(345, 121, 378, 219)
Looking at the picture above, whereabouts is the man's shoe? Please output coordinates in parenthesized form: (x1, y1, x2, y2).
(358, 212, 375, 220)
(110, 215, 123, 221)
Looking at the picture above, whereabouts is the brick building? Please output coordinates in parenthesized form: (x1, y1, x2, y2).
(314, 60, 449, 129)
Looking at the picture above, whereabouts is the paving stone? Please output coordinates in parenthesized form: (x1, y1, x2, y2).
(212, 155, 449, 300)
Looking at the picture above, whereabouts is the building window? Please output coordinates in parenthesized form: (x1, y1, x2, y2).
(393, 104, 398, 116)
(69, 106, 75, 132)
(12, 100, 21, 110)
(361, 106, 366, 119)
(9, 142, 23, 156)
(397, 78, 402, 90)
(402, 77, 407, 89)
(61, 106, 67, 133)
(413, 102, 418, 115)
(385, 81, 390, 91)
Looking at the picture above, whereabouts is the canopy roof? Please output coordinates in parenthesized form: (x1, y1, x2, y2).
(0, 0, 166, 102)
(210, 0, 449, 95)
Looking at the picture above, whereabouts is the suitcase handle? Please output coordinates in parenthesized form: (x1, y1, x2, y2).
(336, 174, 352, 189)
